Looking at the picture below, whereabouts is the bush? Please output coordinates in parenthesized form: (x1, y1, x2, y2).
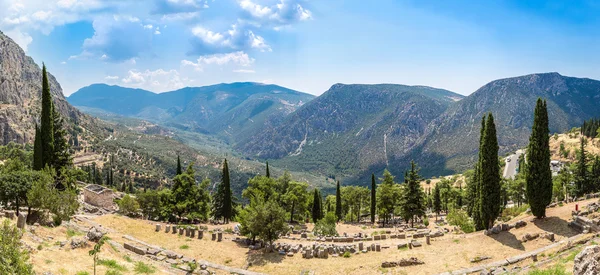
(527, 264, 567, 275)
(343, 251, 351, 258)
(500, 204, 529, 221)
(118, 195, 140, 216)
(447, 209, 475, 233)
(313, 212, 337, 236)
(134, 262, 156, 274)
(0, 220, 34, 274)
(423, 217, 429, 227)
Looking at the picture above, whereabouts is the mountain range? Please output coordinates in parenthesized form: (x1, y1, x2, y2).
(68, 83, 314, 143)
(67, 72, 600, 185)
(4, 27, 600, 188)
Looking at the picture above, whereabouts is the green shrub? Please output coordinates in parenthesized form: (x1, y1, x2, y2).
(97, 259, 127, 271)
(342, 251, 351, 258)
(423, 217, 429, 227)
(501, 204, 529, 221)
(179, 244, 189, 250)
(313, 212, 337, 236)
(447, 209, 475, 233)
(117, 195, 140, 216)
(527, 264, 567, 275)
(134, 262, 156, 274)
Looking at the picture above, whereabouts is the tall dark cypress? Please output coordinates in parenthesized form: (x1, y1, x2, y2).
(575, 137, 589, 196)
(335, 180, 342, 222)
(221, 159, 233, 223)
(40, 64, 54, 168)
(479, 113, 500, 229)
(526, 99, 553, 218)
(265, 161, 270, 178)
(33, 124, 43, 170)
(468, 115, 486, 230)
(311, 189, 321, 222)
(176, 155, 182, 175)
(370, 173, 376, 224)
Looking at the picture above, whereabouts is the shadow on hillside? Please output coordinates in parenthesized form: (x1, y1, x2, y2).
(533, 216, 579, 238)
(246, 251, 285, 266)
(488, 231, 525, 251)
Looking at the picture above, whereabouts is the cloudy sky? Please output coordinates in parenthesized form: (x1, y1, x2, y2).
(2, 0, 600, 96)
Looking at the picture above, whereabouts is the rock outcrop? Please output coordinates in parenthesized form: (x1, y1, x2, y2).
(0, 30, 98, 145)
(574, 245, 600, 275)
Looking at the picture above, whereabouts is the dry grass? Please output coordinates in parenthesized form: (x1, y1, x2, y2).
(83, 198, 590, 275)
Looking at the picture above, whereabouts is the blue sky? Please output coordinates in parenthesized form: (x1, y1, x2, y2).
(2, 0, 600, 96)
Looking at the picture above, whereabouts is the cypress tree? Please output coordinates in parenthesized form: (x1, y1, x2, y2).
(311, 189, 321, 222)
(40, 64, 54, 168)
(266, 161, 270, 178)
(526, 99, 553, 218)
(221, 159, 233, 223)
(176, 155, 182, 175)
(479, 113, 501, 229)
(433, 184, 441, 220)
(468, 115, 486, 230)
(575, 137, 589, 196)
(33, 124, 43, 170)
(370, 173, 376, 223)
(335, 180, 342, 222)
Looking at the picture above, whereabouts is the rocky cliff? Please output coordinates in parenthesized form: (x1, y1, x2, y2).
(0, 30, 95, 145)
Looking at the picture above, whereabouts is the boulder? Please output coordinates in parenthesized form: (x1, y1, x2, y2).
(381, 257, 424, 268)
(574, 245, 600, 275)
(70, 237, 87, 249)
(86, 226, 107, 242)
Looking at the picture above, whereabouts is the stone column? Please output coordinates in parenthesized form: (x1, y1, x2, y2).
(179, 228, 184, 235)
(217, 232, 223, 242)
(165, 225, 170, 233)
(17, 213, 27, 229)
(426, 235, 431, 245)
(211, 233, 216, 241)
(185, 228, 190, 237)
(172, 226, 177, 234)
(358, 242, 364, 251)
(375, 244, 381, 252)
(198, 230, 204, 239)
(190, 228, 196, 238)
(155, 224, 161, 232)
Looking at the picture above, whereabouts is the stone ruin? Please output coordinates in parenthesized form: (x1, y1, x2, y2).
(83, 184, 117, 211)
(484, 220, 527, 236)
(574, 245, 600, 275)
(381, 257, 424, 268)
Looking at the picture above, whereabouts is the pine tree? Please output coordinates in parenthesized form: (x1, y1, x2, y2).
(479, 113, 501, 229)
(591, 156, 600, 193)
(33, 124, 43, 170)
(40, 64, 54, 168)
(400, 161, 426, 227)
(526, 99, 553, 218)
(335, 180, 342, 222)
(575, 137, 589, 196)
(176, 155, 182, 175)
(311, 189, 321, 222)
(265, 161, 270, 178)
(370, 173, 376, 223)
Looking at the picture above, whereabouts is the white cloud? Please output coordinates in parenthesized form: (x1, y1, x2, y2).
(105, 75, 119, 80)
(233, 69, 256, 73)
(152, 0, 210, 15)
(238, 0, 312, 26)
(76, 16, 154, 62)
(61, 61, 66, 64)
(143, 24, 154, 29)
(181, 51, 255, 71)
(120, 69, 184, 92)
(190, 23, 271, 54)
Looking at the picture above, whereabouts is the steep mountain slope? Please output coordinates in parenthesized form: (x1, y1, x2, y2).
(418, 72, 600, 174)
(68, 83, 314, 141)
(237, 84, 464, 181)
(0, 30, 99, 145)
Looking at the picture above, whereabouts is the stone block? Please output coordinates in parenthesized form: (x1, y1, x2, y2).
(155, 224, 161, 232)
(165, 225, 170, 233)
(124, 243, 145, 255)
(17, 213, 26, 229)
(217, 232, 223, 242)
